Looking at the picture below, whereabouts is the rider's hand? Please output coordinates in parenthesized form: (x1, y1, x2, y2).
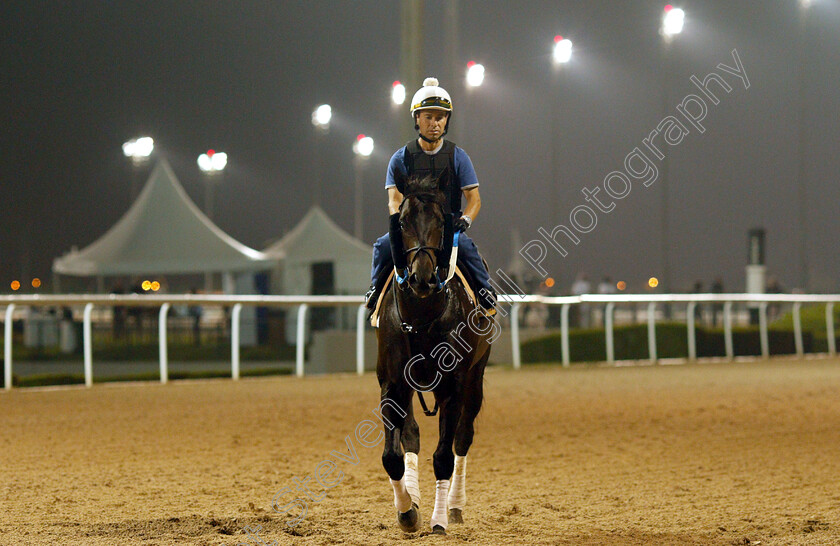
(454, 216, 471, 232)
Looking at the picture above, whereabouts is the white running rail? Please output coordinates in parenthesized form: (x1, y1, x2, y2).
(1, 293, 839, 390)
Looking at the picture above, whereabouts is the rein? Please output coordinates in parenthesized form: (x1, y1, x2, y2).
(392, 275, 448, 334)
(394, 191, 451, 417)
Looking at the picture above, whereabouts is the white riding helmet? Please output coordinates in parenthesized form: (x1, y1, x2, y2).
(409, 77, 453, 118)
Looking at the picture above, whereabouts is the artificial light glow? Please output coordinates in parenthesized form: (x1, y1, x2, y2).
(198, 151, 227, 173)
(142, 280, 152, 291)
(648, 277, 660, 288)
(545, 277, 555, 288)
(211, 152, 227, 170)
(11, 280, 20, 291)
(662, 6, 685, 36)
(617, 281, 627, 291)
(466, 62, 485, 87)
(31, 278, 41, 288)
(122, 136, 154, 160)
(151, 281, 161, 292)
(354, 135, 374, 157)
(392, 81, 406, 105)
(312, 104, 332, 128)
(553, 37, 573, 64)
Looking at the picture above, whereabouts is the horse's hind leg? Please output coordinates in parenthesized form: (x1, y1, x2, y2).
(379, 385, 420, 532)
(448, 355, 488, 524)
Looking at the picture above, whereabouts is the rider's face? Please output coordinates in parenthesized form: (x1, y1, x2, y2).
(416, 109, 449, 141)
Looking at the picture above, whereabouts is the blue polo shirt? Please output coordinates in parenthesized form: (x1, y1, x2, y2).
(385, 141, 479, 191)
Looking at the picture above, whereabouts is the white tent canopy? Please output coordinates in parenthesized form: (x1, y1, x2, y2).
(263, 205, 371, 296)
(263, 205, 372, 342)
(53, 159, 275, 276)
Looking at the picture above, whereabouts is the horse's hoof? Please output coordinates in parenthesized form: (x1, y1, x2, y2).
(397, 503, 421, 533)
(432, 525, 447, 535)
(449, 508, 463, 524)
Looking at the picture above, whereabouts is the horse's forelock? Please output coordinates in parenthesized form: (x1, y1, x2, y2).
(404, 174, 441, 196)
(404, 175, 445, 209)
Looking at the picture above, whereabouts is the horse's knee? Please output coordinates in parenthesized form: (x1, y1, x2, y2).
(401, 418, 420, 453)
(454, 423, 475, 457)
(382, 449, 405, 481)
(432, 448, 455, 481)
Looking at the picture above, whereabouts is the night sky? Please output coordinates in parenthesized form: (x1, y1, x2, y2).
(3, 1, 839, 294)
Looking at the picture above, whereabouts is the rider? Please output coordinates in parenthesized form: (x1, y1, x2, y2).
(365, 77, 496, 314)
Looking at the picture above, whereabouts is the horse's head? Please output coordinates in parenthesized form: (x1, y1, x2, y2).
(395, 168, 451, 298)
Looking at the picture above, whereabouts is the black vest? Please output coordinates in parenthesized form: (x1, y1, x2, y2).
(403, 139, 461, 216)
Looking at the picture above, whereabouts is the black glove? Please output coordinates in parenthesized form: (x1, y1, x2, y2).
(454, 216, 471, 232)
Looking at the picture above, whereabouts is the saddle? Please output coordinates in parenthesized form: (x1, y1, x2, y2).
(370, 265, 478, 328)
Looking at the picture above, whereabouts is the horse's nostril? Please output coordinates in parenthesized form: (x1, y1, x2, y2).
(409, 273, 418, 285)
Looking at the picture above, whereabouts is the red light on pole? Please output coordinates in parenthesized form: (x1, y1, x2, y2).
(664, 4, 673, 12)
(207, 149, 215, 157)
(554, 35, 563, 43)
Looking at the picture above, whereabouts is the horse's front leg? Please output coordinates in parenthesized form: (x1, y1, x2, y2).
(448, 355, 487, 524)
(399, 396, 421, 516)
(430, 394, 462, 534)
(379, 384, 420, 532)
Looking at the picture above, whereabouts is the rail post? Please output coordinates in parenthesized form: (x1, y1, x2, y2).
(4, 304, 15, 390)
(827, 303, 836, 356)
(83, 303, 94, 387)
(159, 303, 170, 384)
(231, 303, 242, 380)
(605, 302, 615, 364)
(560, 303, 571, 367)
(792, 302, 803, 357)
(296, 304, 308, 377)
(724, 302, 734, 360)
(647, 302, 657, 363)
(511, 303, 521, 370)
(356, 304, 366, 376)
(687, 302, 697, 361)
(759, 301, 769, 359)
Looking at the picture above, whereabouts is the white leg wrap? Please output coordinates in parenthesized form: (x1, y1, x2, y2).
(404, 452, 420, 507)
(390, 477, 412, 513)
(447, 455, 467, 510)
(430, 479, 450, 530)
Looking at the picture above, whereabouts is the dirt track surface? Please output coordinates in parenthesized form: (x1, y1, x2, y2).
(2, 358, 839, 545)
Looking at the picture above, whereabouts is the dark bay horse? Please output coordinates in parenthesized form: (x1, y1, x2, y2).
(376, 169, 495, 535)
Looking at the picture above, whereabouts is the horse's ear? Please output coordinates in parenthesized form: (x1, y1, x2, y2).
(393, 167, 407, 194)
(436, 167, 451, 193)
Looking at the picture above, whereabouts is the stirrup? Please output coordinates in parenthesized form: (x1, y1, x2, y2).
(364, 283, 377, 309)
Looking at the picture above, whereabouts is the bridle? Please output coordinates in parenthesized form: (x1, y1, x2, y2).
(393, 195, 449, 334)
(395, 196, 446, 293)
